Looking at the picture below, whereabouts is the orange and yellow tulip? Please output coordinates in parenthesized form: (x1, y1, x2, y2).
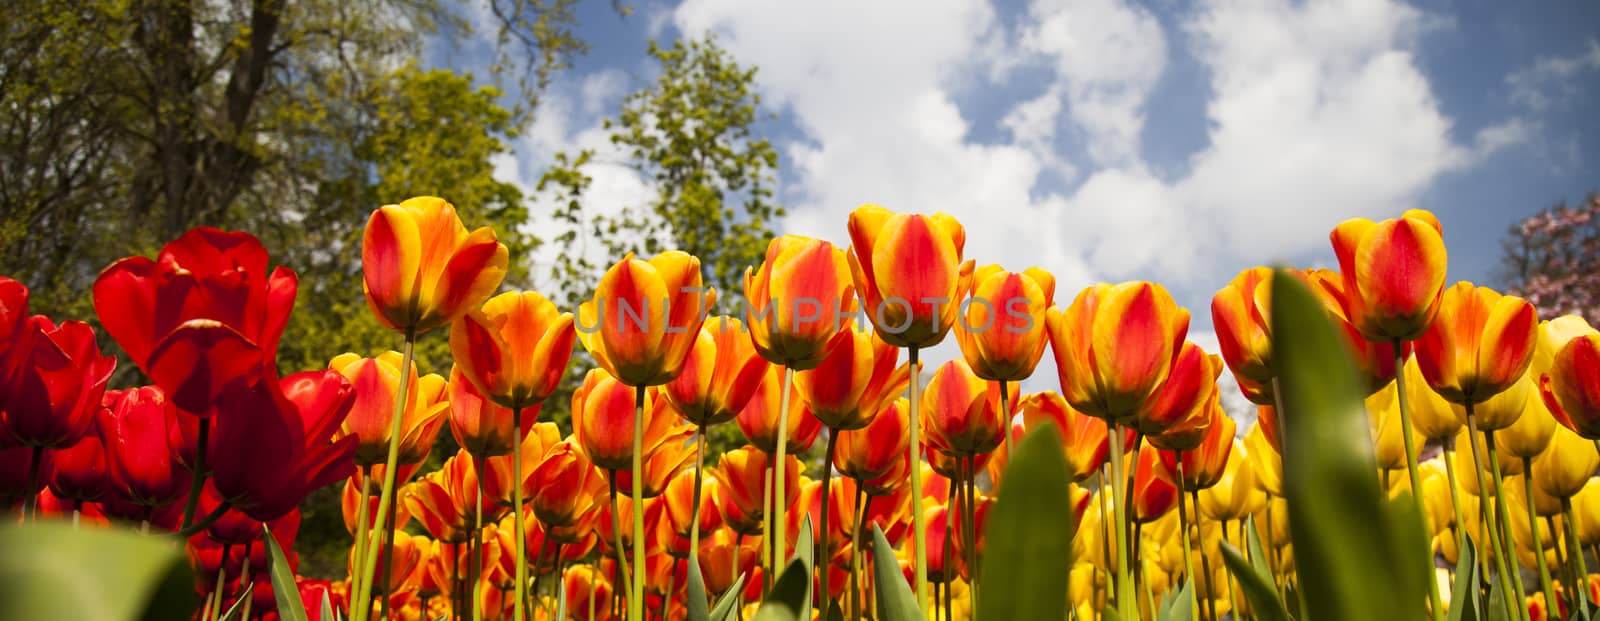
(1046, 281, 1190, 422)
(662, 470, 722, 541)
(953, 264, 1057, 381)
(402, 450, 479, 543)
(1415, 282, 1537, 409)
(1328, 209, 1448, 342)
(571, 369, 684, 472)
(845, 204, 974, 349)
(1303, 268, 1404, 394)
(713, 446, 800, 536)
(578, 251, 716, 387)
(527, 440, 607, 529)
(662, 316, 769, 427)
(743, 235, 858, 370)
(1138, 341, 1222, 438)
(835, 398, 910, 485)
(446, 367, 535, 458)
(450, 290, 576, 411)
(1212, 267, 1275, 403)
(794, 329, 909, 431)
(1016, 391, 1124, 483)
(615, 430, 695, 498)
(330, 351, 450, 466)
(362, 196, 509, 333)
(1540, 334, 1600, 438)
(1158, 407, 1236, 492)
(342, 476, 413, 535)
(479, 422, 562, 508)
(1133, 445, 1179, 523)
(696, 528, 759, 597)
(922, 359, 1012, 457)
(735, 365, 823, 454)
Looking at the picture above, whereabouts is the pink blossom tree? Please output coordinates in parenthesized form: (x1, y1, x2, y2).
(1502, 191, 1600, 324)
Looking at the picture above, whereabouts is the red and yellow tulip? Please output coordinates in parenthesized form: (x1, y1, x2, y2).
(743, 235, 858, 369)
(1416, 282, 1538, 408)
(846, 204, 974, 349)
(1329, 209, 1448, 342)
(1046, 281, 1190, 422)
(953, 264, 1056, 381)
(330, 351, 449, 466)
(361, 196, 508, 334)
(578, 251, 716, 388)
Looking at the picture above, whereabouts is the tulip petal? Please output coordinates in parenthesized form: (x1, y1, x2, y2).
(145, 320, 264, 415)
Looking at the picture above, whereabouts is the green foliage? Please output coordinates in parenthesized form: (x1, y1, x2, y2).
(264, 524, 310, 621)
(1450, 538, 1480, 621)
(1270, 269, 1432, 620)
(871, 524, 922, 621)
(538, 35, 783, 310)
(976, 422, 1076, 621)
(0, 522, 197, 621)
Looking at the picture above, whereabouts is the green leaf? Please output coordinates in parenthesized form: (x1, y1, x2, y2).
(709, 573, 748, 621)
(871, 525, 922, 621)
(1245, 515, 1274, 586)
(0, 521, 197, 621)
(1158, 579, 1193, 621)
(822, 599, 845, 621)
(793, 515, 815, 621)
(977, 422, 1075, 621)
(1221, 541, 1293, 621)
(263, 523, 309, 621)
(1102, 605, 1126, 621)
(320, 593, 334, 621)
(1448, 537, 1479, 621)
(1485, 573, 1509, 621)
(688, 550, 711, 621)
(1271, 269, 1431, 620)
(753, 559, 810, 621)
(217, 583, 252, 621)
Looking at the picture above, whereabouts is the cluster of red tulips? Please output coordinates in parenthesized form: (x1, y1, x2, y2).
(4, 197, 1600, 621)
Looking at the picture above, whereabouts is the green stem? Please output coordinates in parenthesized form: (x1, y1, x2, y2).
(513, 406, 527, 621)
(1108, 423, 1134, 619)
(1485, 432, 1530, 621)
(353, 466, 371, 588)
(1393, 342, 1446, 621)
(1467, 407, 1522, 621)
(1441, 440, 1468, 557)
(353, 328, 417, 621)
(607, 473, 632, 619)
(630, 386, 646, 621)
(473, 456, 486, 621)
(1525, 458, 1557, 619)
(774, 366, 793, 573)
(820, 429, 837, 608)
(1176, 453, 1198, 621)
(850, 484, 866, 621)
(908, 346, 929, 608)
(1564, 499, 1592, 619)
(1224, 520, 1240, 621)
(1000, 380, 1012, 469)
(690, 427, 707, 555)
(175, 501, 231, 537)
(178, 419, 210, 530)
(963, 454, 979, 615)
(1194, 489, 1217, 621)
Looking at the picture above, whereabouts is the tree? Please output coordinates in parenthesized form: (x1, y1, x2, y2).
(1500, 191, 1600, 325)
(538, 35, 783, 308)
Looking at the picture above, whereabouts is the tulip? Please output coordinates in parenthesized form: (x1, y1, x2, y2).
(1199, 440, 1265, 523)
(1533, 426, 1598, 500)
(480, 422, 562, 509)
(953, 264, 1056, 382)
(1416, 282, 1538, 409)
(1211, 267, 1276, 404)
(1328, 209, 1448, 343)
(450, 291, 576, 412)
(1494, 376, 1555, 460)
(1243, 422, 1283, 497)
(614, 431, 695, 499)
(564, 564, 615, 620)
(93, 227, 296, 416)
(735, 365, 822, 454)
(1302, 269, 1405, 394)
(402, 451, 478, 544)
(662, 470, 722, 541)
(1404, 357, 1461, 440)
(361, 196, 508, 334)
(48, 432, 109, 504)
(664, 316, 769, 427)
(1139, 341, 1223, 439)
(922, 359, 1010, 457)
(1047, 281, 1191, 423)
(743, 235, 858, 370)
(0, 317, 115, 451)
(209, 370, 357, 521)
(0, 276, 28, 377)
(1573, 481, 1600, 547)
(98, 387, 192, 509)
(527, 440, 607, 530)
(330, 351, 449, 467)
(795, 329, 908, 432)
(446, 367, 535, 459)
(342, 476, 413, 536)
(572, 370, 685, 473)
(578, 251, 715, 389)
(1018, 391, 1122, 483)
(1158, 407, 1236, 493)
(713, 446, 800, 536)
(1133, 445, 1179, 523)
(835, 398, 910, 485)
(1367, 381, 1425, 472)
(1540, 335, 1600, 439)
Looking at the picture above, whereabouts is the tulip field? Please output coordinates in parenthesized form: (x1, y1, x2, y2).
(5, 198, 1600, 621)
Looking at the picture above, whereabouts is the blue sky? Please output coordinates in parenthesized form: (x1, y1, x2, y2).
(431, 0, 1598, 393)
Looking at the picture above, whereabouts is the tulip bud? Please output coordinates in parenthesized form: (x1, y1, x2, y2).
(744, 235, 858, 370)
(954, 264, 1056, 382)
(847, 204, 974, 349)
(1416, 282, 1538, 409)
(1328, 209, 1448, 342)
(1046, 281, 1191, 423)
(361, 196, 509, 333)
(578, 251, 717, 388)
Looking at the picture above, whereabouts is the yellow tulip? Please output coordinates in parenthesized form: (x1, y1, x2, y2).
(1367, 380, 1425, 471)
(1534, 425, 1600, 500)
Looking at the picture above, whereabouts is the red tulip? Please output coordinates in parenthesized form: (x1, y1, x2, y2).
(1133, 446, 1178, 523)
(1541, 335, 1600, 439)
(1212, 266, 1276, 404)
(528, 440, 607, 530)
(1137, 341, 1222, 438)
(1, 317, 115, 448)
(208, 370, 357, 521)
(571, 369, 686, 472)
(93, 227, 296, 415)
(0, 277, 29, 387)
(48, 432, 109, 503)
(98, 386, 191, 508)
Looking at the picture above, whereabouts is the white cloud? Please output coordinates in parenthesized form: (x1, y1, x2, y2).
(1507, 38, 1600, 111)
